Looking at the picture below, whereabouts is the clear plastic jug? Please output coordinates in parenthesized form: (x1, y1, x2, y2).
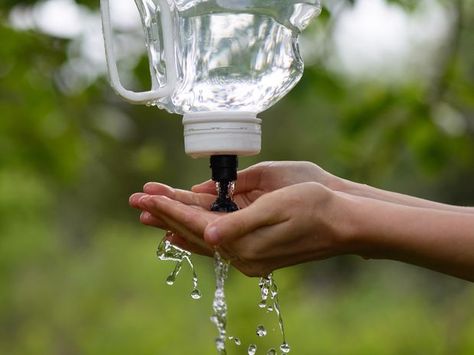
(101, 0, 321, 157)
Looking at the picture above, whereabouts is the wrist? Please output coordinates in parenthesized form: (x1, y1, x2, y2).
(329, 192, 387, 259)
(321, 170, 361, 195)
(335, 178, 367, 195)
(307, 163, 354, 194)
(323, 191, 367, 257)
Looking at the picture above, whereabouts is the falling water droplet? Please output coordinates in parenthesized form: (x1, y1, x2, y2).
(258, 300, 267, 308)
(165, 260, 182, 286)
(166, 275, 175, 285)
(256, 324, 267, 337)
(267, 348, 277, 355)
(184, 254, 201, 299)
(280, 342, 291, 353)
(191, 289, 202, 300)
(267, 305, 274, 312)
(228, 336, 241, 346)
(248, 344, 257, 355)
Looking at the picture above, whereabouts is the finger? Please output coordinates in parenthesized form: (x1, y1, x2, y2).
(189, 180, 252, 210)
(143, 182, 174, 196)
(140, 211, 167, 229)
(232, 164, 266, 194)
(144, 182, 215, 209)
(139, 195, 214, 250)
(226, 220, 293, 258)
(139, 195, 211, 235)
(166, 232, 213, 257)
(230, 247, 319, 277)
(135, 195, 213, 255)
(193, 162, 272, 195)
(129, 192, 147, 208)
(204, 193, 285, 245)
(139, 213, 210, 255)
(159, 212, 211, 251)
(191, 180, 216, 194)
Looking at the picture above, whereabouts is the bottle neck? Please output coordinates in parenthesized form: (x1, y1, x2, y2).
(182, 112, 261, 158)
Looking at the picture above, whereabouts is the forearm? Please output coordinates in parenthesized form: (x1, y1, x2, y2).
(347, 195, 474, 282)
(337, 178, 474, 214)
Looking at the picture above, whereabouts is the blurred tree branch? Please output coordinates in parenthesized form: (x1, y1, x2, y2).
(422, 0, 474, 138)
(427, 0, 463, 105)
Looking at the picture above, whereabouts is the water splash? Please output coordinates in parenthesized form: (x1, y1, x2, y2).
(156, 236, 201, 300)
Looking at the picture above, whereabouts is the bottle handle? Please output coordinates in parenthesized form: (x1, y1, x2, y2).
(100, 0, 177, 104)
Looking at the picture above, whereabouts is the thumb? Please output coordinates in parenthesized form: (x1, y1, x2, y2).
(204, 195, 280, 245)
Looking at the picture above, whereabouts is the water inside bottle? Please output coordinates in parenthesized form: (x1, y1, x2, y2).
(135, 0, 321, 113)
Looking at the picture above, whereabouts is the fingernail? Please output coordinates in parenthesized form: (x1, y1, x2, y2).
(205, 226, 221, 245)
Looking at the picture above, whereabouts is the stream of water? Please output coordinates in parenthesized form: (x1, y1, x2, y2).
(211, 251, 229, 354)
(155, 184, 290, 354)
(156, 238, 291, 354)
(258, 274, 291, 354)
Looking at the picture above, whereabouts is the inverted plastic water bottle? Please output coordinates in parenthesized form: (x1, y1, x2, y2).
(102, 5, 320, 350)
(101, 0, 321, 158)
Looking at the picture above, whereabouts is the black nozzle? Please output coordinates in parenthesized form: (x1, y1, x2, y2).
(209, 155, 239, 212)
(210, 155, 238, 182)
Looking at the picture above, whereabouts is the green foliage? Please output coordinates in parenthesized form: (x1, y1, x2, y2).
(1, 0, 474, 354)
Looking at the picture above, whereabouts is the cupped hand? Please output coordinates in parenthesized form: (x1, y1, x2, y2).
(192, 161, 342, 208)
(129, 182, 217, 256)
(131, 182, 355, 277)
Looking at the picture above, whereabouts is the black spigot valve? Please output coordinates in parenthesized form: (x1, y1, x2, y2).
(210, 155, 239, 213)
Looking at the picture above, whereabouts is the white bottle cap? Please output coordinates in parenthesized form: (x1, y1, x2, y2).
(183, 112, 261, 158)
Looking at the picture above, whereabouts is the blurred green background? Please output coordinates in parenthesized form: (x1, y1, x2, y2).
(1, 0, 474, 354)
